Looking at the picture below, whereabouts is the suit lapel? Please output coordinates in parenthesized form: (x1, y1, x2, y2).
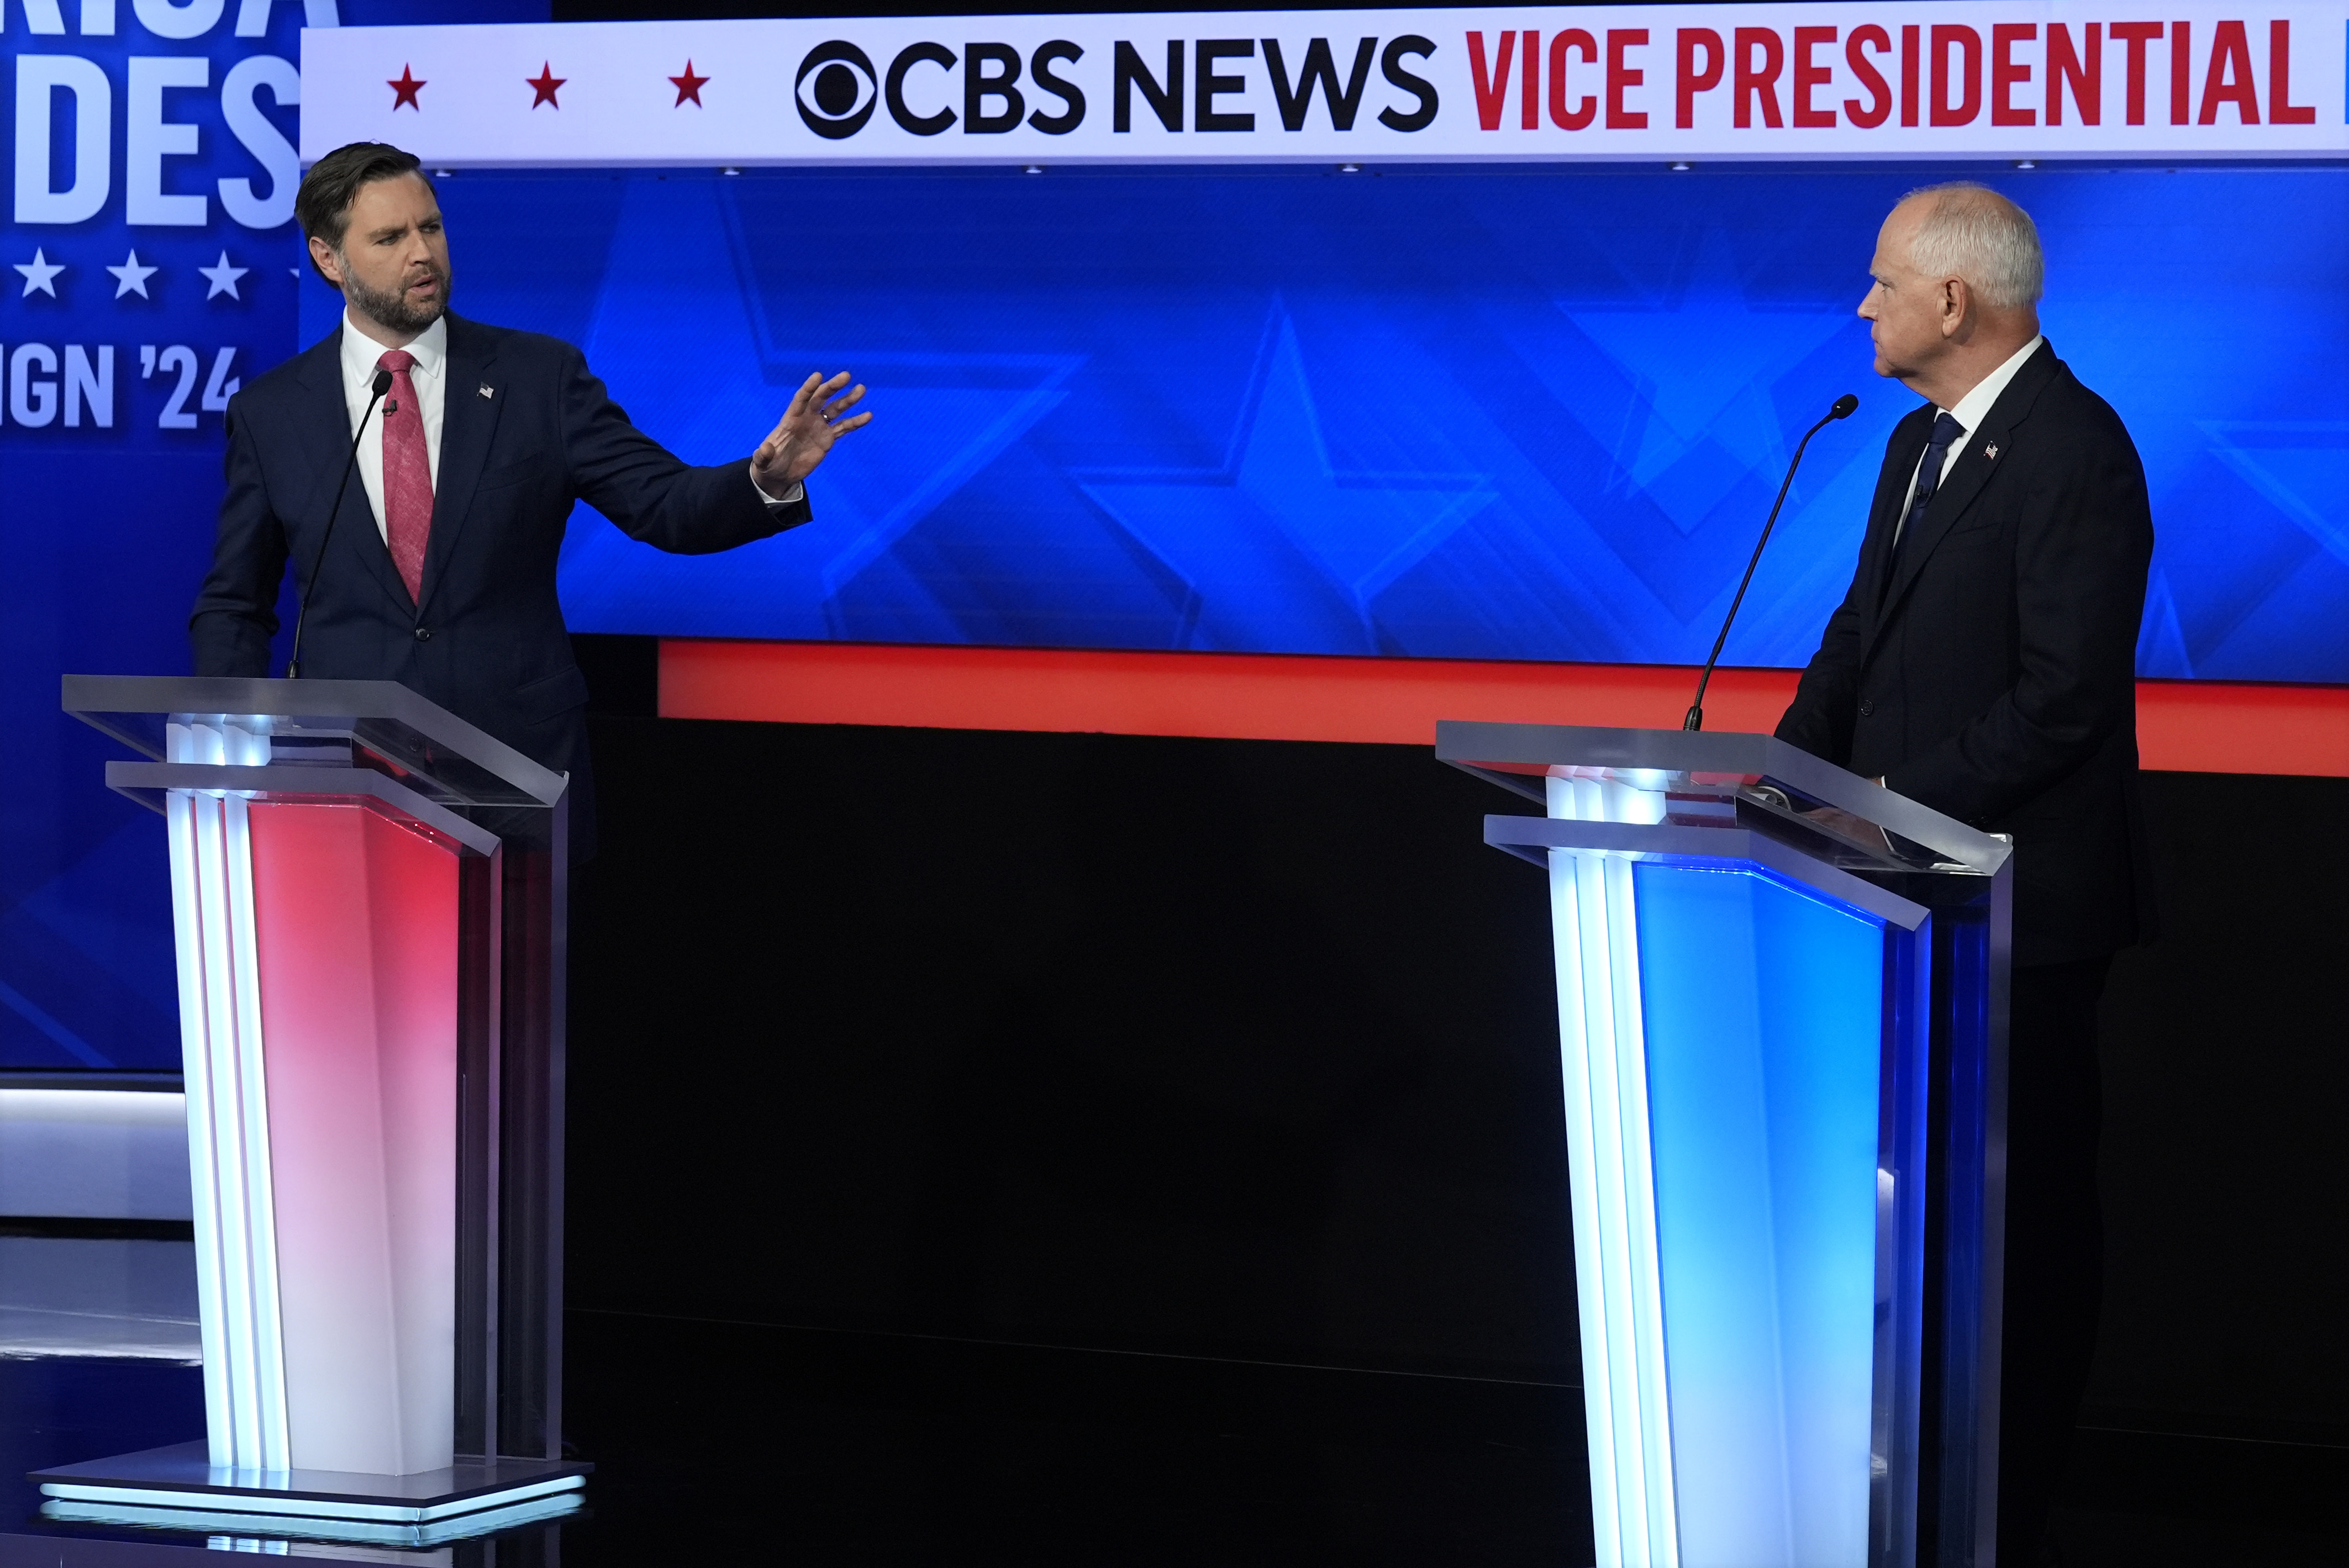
(1855, 408, 1933, 662)
(418, 314, 505, 615)
(295, 328, 413, 615)
(1873, 341, 2062, 632)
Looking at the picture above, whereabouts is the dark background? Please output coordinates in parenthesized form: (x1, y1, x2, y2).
(566, 634, 2348, 1456)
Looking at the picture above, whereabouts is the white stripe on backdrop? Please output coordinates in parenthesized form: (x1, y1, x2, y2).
(301, 4, 2349, 167)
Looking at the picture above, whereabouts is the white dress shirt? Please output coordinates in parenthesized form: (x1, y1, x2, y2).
(1895, 334, 2043, 543)
(339, 312, 446, 544)
(336, 310, 803, 544)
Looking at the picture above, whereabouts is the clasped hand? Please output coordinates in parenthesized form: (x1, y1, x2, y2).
(751, 371, 871, 493)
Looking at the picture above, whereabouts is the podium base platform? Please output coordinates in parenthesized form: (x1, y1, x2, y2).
(30, 1442, 589, 1548)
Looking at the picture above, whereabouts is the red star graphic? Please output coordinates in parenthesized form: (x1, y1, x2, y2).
(670, 60, 709, 108)
(388, 65, 425, 110)
(527, 62, 566, 109)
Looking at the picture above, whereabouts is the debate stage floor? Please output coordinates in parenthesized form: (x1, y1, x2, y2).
(3, 1240, 2345, 1565)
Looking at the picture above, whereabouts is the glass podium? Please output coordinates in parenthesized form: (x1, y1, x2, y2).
(38, 675, 588, 1544)
(1437, 721, 2014, 1568)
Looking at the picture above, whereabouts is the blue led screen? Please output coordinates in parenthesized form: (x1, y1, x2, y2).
(9, 149, 2344, 1070)
(419, 162, 2349, 680)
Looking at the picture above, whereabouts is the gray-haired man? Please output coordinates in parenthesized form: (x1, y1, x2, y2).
(1778, 183, 2156, 1565)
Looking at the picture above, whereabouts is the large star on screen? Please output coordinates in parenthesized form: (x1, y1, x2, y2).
(1563, 231, 1861, 536)
(1449, 226, 1875, 635)
(1079, 313, 1495, 654)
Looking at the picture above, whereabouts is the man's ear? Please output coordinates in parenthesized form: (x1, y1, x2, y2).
(1939, 276, 1970, 339)
(308, 235, 344, 288)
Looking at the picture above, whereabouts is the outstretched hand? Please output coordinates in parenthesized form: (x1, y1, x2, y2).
(751, 371, 870, 493)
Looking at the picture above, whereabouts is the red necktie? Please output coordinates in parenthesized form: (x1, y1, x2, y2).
(376, 348, 434, 603)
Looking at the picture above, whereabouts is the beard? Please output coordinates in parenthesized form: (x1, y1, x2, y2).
(343, 258, 451, 336)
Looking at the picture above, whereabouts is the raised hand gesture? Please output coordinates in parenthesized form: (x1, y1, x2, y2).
(751, 371, 870, 493)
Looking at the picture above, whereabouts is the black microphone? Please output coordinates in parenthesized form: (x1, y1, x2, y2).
(287, 367, 393, 679)
(1683, 393, 1859, 732)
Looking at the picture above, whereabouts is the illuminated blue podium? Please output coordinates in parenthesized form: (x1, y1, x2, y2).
(1439, 723, 2014, 1568)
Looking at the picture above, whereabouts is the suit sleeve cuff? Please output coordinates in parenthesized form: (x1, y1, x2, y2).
(752, 472, 805, 508)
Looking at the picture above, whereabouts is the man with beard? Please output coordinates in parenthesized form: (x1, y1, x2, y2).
(189, 141, 870, 852)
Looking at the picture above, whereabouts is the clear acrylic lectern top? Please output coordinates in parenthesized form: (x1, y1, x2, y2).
(1437, 720, 2011, 883)
(65, 674, 566, 814)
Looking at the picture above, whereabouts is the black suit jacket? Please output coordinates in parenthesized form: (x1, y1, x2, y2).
(1777, 341, 2156, 965)
(190, 313, 810, 852)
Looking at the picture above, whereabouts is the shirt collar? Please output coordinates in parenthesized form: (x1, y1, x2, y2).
(1942, 334, 2043, 435)
(341, 310, 448, 387)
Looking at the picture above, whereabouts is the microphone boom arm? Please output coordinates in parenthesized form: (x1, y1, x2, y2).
(287, 368, 392, 680)
(1683, 392, 1858, 731)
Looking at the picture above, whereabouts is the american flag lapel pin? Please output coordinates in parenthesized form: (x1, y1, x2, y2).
(478, 383, 494, 400)
(1985, 442, 1999, 460)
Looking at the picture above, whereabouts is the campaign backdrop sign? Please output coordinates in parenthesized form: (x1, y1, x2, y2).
(1, 0, 540, 1070)
(302, 3, 2349, 166)
(1, 0, 312, 1073)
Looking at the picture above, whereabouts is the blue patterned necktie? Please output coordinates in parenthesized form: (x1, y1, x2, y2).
(1887, 410, 1965, 587)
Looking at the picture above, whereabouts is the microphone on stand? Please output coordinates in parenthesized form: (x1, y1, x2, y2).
(1683, 393, 1859, 732)
(287, 367, 393, 679)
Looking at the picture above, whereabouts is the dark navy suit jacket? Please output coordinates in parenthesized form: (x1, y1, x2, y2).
(1777, 341, 2156, 965)
(190, 313, 810, 851)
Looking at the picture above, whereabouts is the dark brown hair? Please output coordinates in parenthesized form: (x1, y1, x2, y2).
(295, 142, 434, 279)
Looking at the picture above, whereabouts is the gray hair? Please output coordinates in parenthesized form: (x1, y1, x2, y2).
(1902, 182, 2044, 310)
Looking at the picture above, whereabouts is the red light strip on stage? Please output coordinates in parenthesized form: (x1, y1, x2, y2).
(659, 641, 2349, 778)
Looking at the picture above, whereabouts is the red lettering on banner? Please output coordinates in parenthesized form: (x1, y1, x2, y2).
(1451, 14, 2308, 143)
(1608, 29, 1649, 128)
(1524, 27, 1541, 128)
(2111, 20, 2163, 124)
(2047, 23, 2102, 124)
(1846, 25, 1892, 126)
(1992, 23, 2036, 125)
(1900, 24, 1921, 125)
(1931, 25, 1982, 125)
(1551, 29, 1598, 129)
(2169, 20, 2191, 124)
(1468, 30, 1516, 130)
(2198, 18, 2258, 123)
(1793, 26, 1836, 126)
(1677, 28, 1724, 127)
(2271, 20, 2316, 123)
(1735, 27, 1785, 127)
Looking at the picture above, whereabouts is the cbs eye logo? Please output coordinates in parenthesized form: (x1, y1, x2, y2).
(796, 43, 878, 139)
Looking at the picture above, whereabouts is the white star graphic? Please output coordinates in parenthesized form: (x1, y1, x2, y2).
(198, 250, 249, 300)
(106, 249, 159, 299)
(14, 248, 65, 298)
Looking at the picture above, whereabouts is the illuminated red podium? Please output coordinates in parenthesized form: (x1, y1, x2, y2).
(41, 677, 586, 1546)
